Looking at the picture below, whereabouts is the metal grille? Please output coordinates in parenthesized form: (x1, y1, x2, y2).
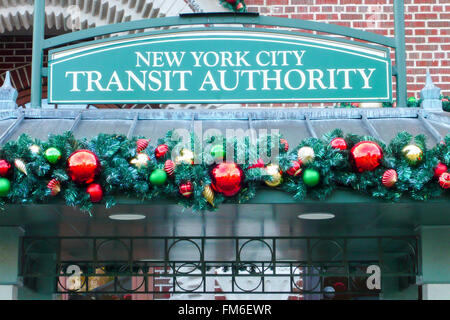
(20, 236, 418, 297)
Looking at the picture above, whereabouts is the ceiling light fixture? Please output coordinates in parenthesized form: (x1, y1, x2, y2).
(108, 214, 146, 221)
(297, 213, 335, 220)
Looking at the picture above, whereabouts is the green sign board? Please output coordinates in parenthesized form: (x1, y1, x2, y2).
(48, 30, 392, 104)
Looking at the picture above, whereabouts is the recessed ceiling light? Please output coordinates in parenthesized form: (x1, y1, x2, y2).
(297, 213, 335, 220)
(108, 214, 146, 221)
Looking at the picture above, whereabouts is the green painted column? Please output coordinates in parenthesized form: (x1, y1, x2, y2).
(30, 0, 45, 108)
(419, 226, 450, 300)
(0, 227, 24, 300)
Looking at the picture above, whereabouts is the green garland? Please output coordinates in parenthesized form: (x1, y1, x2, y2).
(0, 129, 448, 214)
(220, 0, 247, 12)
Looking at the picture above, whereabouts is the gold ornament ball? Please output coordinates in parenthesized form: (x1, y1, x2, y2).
(265, 164, 283, 187)
(402, 144, 423, 165)
(130, 153, 150, 169)
(175, 149, 194, 165)
(29, 144, 41, 155)
(297, 146, 315, 165)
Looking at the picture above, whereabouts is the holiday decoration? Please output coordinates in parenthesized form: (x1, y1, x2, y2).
(164, 159, 175, 177)
(29, 144, 41, 155)
(297, 146, 315, 165)
(280, 139, 289, 152)
(130, 153, 150, 169)
(286, 160, 302, 177)
(44, 147, 62, 164)
(248, 158, 265, 169)
(202, 185, 214, 206)
(382, 169, 398, 188)
(155, 144, 169, 160)
(86, 183, 103, 203)
(330, 137, 347, 150)
(179, 181, 193, 198)
(211, 144, 225, 160)
(211, 162, 244, 197)
(175, 148, 194, 165)
(47, 179, 61, 196)
(220, 0, 246, 12)
(302, 168, 320, 187)
(0, 177, 10, 196)
(350, 141, 383, 172)
(402, 144, 423, 165)
(439, 172, 450, 189)
(0, 160, 11, 177)
(351, 102, 359, 108)
(265, 164, 283, 187)
(136, 139, 150, 152)
(0, 129, 446, 213)
(434, 162, 448, 178)
(14, 159, 27, 175)
(67, 150, 100, 184)
(149, 169, 167, 186)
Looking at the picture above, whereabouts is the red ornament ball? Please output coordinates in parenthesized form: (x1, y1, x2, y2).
(86, 183, 103, 203)
(155, 144, 169, 159)
(280, 139, 289, 152)
(439, 172, 450, 189)
(247, 158, 265, 169)
(67, 150, 101, 184)
(286, 160, 302, 176)
(211, 162, 244, 197)
(382, 169, 398, 188)
(434, 162, 448, 178)
(0, 160, 11, 177)
(179, 181, 193, 198)
(330, 137, 348, 150)
(164, 159, 175, 177)
(136, 139, 150, 152)
(350, 141, 383, 172)
(47, 179, 61, 196)
(226, 0, 236, 3)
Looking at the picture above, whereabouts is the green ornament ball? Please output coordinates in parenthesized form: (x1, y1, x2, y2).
(302, 169, 320, 187)
(0, 177, 11, 197)
(44, 147, 62, 164)
(407, 96, 416, 103)
(211, 144, 225, 160)
(149, 169, 167, 186)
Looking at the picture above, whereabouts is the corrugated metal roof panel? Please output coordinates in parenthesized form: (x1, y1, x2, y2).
(427, 120, 450, 140)
(371, 118, 439, 145)
(252, 120, 311, 143)
(72, 119, 133, 139)
(133, 120, 191, 139)
(7, 119, 73, 141)
(0, 108, 447, 145)
(312, 119, 370, 138)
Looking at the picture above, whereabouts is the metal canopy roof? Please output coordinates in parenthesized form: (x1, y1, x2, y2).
(0, 107, 448, 146)
(0, 107, 448, 259)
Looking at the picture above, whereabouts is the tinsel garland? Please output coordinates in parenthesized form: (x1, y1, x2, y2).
(0, 129, 448, 213)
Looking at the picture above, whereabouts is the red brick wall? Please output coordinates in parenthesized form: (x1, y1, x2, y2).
(1, 1, 448, 102)
(245, 0, 450, 97)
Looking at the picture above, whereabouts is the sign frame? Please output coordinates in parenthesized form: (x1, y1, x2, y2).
(48, 27, 393, 105)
